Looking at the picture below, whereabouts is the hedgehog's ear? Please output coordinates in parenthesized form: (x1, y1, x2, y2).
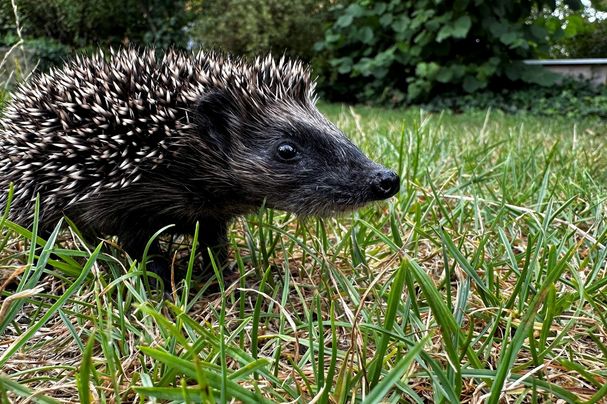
(195, 91, 231, 150)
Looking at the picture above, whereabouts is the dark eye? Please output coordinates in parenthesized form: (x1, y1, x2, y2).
(276, 143, 299, 161)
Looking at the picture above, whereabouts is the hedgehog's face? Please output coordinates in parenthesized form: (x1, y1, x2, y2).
(228, 105, 400, 216)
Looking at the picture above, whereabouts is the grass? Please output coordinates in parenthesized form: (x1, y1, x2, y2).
(1, 104, 606, 403)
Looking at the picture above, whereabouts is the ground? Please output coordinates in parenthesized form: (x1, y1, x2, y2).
(0, 104, 606, 403)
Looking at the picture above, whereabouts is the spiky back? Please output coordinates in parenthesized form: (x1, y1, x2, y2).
(0, 48, 316, 218)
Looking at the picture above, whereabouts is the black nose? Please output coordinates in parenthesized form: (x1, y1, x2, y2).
(371, 170, 400, 199)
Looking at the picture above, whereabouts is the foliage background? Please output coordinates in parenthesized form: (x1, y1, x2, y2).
(315, 0, 560, 104)
(0, 0, 606, 115)
(190, 0, 335, 62)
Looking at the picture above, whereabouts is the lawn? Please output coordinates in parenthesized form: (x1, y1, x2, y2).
(1, 104, 606, 403)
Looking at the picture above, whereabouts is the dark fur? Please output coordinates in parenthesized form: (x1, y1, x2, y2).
(0, 48, 399, 281)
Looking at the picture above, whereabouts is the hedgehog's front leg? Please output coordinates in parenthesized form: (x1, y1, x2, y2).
(198, 216, 230, 275)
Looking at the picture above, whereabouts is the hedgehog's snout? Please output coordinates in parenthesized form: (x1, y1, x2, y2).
(369, 169, 400, 200)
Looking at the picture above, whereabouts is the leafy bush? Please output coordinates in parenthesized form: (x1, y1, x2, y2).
(190, 0, 336, 62)
(0, 36, 75, 72)
(315, 0, 588, 104)
(423, 78, 607, 120)
(0, 0, 194, 75)
(0, 0, 193, 49)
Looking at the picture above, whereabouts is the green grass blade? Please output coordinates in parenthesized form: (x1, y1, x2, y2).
(0, 242, 103, 368)
(363, 336, 428, 404)
(0, 375, 60, 404)
(77, 330, 97, 404)
(369, 259, 408, 386)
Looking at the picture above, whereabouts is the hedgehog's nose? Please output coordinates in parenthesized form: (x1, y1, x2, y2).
(371, 170, 400, 199)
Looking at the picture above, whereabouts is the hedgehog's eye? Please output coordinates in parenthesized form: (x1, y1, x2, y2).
(276, 143, 299, 162)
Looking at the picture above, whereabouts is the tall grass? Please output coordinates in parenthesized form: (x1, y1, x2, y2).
(0, 105, 606, 403)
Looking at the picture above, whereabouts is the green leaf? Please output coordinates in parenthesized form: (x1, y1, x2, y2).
(530, 24, 547, 40)
(358, 27, 374, 44)
(380, 14, 393, 27)
(337, 57, 353, 74)
(488, 20, 507, 37)
(373, 2, 387, 14)
(392, 16, 410, 33)
(435, 67, 454, 83)
(462, 75, 485, 92)
(346, 3, 365, 17)
(406, 79, 431, 101)
(415, 62, 440, 79)
(436, 15, 471, 42)
(324, 32, 341, 44)
(336, 14, 353, 28)
(451, 15, 472, 37)
(499, 31, 518, 45)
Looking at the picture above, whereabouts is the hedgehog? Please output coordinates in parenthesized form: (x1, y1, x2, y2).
(0, 48, 400, 283)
